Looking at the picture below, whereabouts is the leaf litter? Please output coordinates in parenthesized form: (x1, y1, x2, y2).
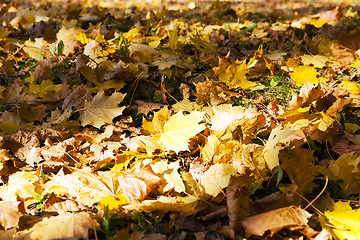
(0, 0, 360, 239)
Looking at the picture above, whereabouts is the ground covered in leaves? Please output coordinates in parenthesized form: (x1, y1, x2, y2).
(1, 0, 360, 239)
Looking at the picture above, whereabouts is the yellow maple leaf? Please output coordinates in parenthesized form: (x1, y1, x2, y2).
(142, 107, 170, 136)
(291, 65, 320, 86)
(129, 135, 165, 155)
(341, 80, 360, 95)
(98, 193, 129, 212)
(76, 32, 91, 44)
(320, 201, 360, 240)
(263, 126, 294, 170)
(26, 212, 99, 240)
(163, 161, 186, 193)
(79, 89, 126, 128)
(23, 38, 52, 60)
(28, 80, 62, 98)
(200, 163, 236, 197)
(215, 55, 257, 90)
(123, 196, 198, 216)
(123, 28, 140, 42)
(56, 26, 81, 56)
(159, 110, 206, 153)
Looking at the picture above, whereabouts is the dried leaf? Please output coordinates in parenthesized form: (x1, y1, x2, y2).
(79, 89, 126, 128)
(241, 206, 311, 236)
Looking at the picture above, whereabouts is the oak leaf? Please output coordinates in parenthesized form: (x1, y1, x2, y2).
(79, 89, 126, 128)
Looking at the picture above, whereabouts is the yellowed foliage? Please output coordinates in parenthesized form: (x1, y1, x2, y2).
(26, 212, 99, 240)
(214, 55, 257, 90)
(320, 201, 360, 240)
(200, 163, 236, 197)
(291, 65, 320, 86)
(79, 89, 126, 128)
(0, 171, 39, 202)
(28, 79, 62, 98)
(45, 168, 117, 206)
(56, 26, 81, 56)
(123, 196, 199, 216)
(159, 110, 206, 153)
(0, 201, 22, 230)
(263, 126, 293, 170)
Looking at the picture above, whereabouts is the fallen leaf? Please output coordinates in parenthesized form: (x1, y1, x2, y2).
(320, 201, 360, 240)
(0, 201, 22, 230)
(27, 212, 99, 240)
(263, 126, 294, 170)
(241, 206, 311, 236)
(118, 162, 160, 203)
(159, 110, 206, 153)
(200, 163, 236, 197)
(79, 89, 126, 128)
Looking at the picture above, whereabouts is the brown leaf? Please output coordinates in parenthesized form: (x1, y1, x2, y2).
(281, 148, 318, 194)
(329, 43, 355, 64)
(118, 162, 160, 203)
(288, 82, 327, 110)
(241, 206, 311, 236)
(226, 176, 250, 231)
(18, 102, 47, 122)
(0, 201, 23, 230)
(62, 84, 92, 111)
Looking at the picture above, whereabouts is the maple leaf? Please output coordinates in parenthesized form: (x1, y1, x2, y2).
(129, 43, 158, 62)
(290, 65, 321, 86)
(263, 126, 294, 170)
(26, 212, 99, 240)
(214, 54, 257, 90)
(44, 168, 117, 206)
(23, 38, 52, 60)
(0, 201, 22, 230)
(84, 40, 107, 68)
(319, 201, 360, 240)
(56, 26, 81, 56)
(281, 148, 318, 194)
(79, 89, 126, 128)
(123, 196, 199, 216)
(118, 162, 160, 203)
(142, 107, 171, 135)
(326, 152, 360, 195)
(129, 135, 165, 155)
(0, 171, 39, 202)
(241, 206, 311, 236)
(28, 79, 62, 98)
(200, 163, 236, 197)
(162, 161, 186, 194)
(159, 110, 206, 153)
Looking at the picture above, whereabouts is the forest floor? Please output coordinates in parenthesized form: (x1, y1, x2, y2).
(0, 0, 360, 239)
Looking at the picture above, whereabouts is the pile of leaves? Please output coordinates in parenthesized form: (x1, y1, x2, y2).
(1, 0, 360, 239)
